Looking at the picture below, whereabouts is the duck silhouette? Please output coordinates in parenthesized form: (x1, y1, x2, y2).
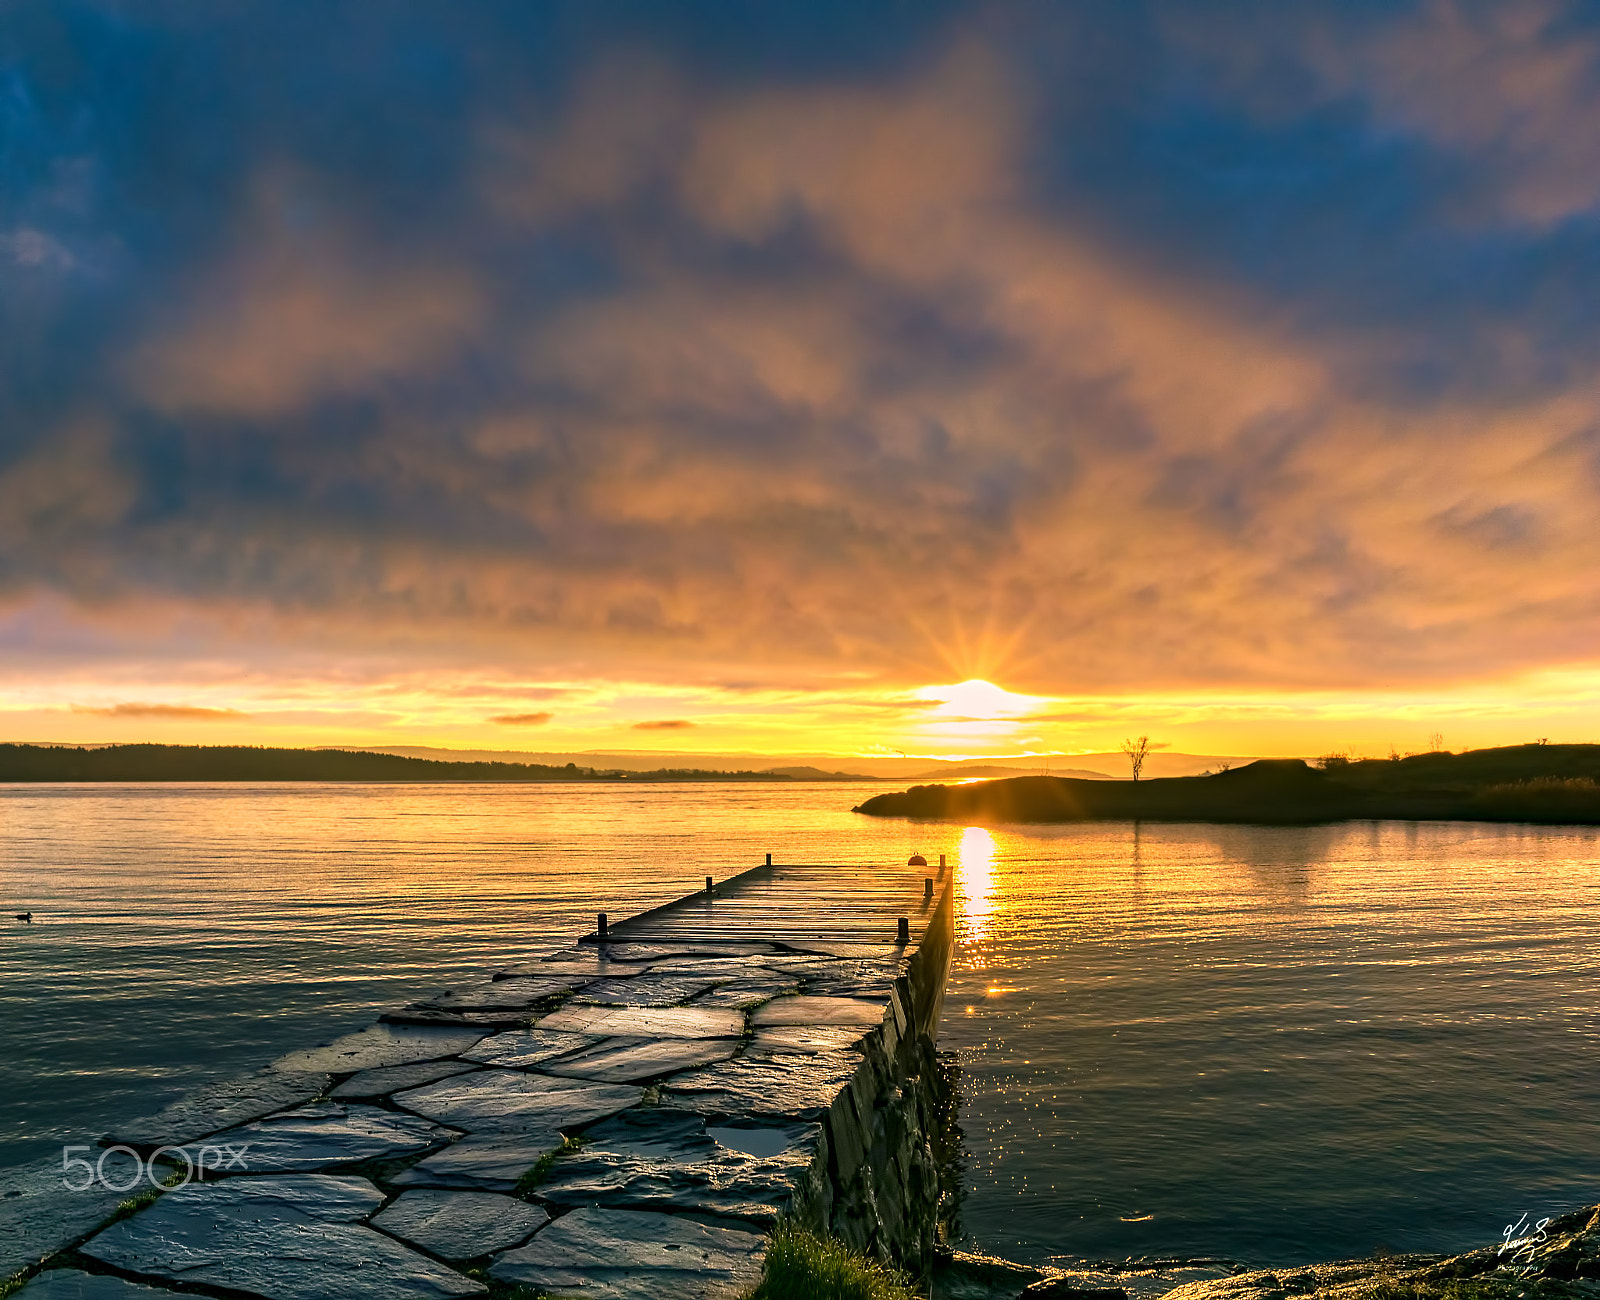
(14, 913, 31, 923)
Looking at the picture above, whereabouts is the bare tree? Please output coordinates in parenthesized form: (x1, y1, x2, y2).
(1121, 735, 1152, 781)
(1427, 731, 1444, 753)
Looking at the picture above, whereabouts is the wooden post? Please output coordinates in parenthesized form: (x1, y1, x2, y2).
(765, 853, 772, 866)
(939, 853, 947, 870)
(897, 916, 910, 943)
(597, 912, 608, 939)
(705, 875, 714, 897)
(924, 878, 933, 899)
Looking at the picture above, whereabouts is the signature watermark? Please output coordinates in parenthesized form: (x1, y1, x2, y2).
(1498, 1212, 1552, 1276)
(62, 1143, 250, 1192)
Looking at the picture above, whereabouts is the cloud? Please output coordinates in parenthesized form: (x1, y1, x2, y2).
(71, 703, 246, 719)
(7, 3, 1600, 724)
(491, 711, 554, 725)
(633, 719, 695, 730)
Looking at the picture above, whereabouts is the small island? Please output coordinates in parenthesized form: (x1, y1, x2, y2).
(853, 744, 1600, 825)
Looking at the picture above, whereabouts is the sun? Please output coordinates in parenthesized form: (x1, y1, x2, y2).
(917, 678, 1041, 721)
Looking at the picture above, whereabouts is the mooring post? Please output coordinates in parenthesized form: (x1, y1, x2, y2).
(597, 912, 608, 939)
(897, 916, 910, 943)
(924, 877, 933, 900)
(765, 852, 772, 866)
(705, 875, 714, 897)
(939, 853, 947, 871)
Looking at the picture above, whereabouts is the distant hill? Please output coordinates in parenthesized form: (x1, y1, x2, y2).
(909, 763, 1116, 781)
(855, 745, 1600, 825)
(761, 766, 878, 780)
(0, 743, 813, 784)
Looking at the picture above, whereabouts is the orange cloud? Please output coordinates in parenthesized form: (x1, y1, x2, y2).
(71, 702, 246, 719)
(491, 711, 554, 725)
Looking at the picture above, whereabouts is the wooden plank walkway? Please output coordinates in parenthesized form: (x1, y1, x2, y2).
(583, 857, 952, 946)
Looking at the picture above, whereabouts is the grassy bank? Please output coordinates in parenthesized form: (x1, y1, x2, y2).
(854, 743, 1600, 825)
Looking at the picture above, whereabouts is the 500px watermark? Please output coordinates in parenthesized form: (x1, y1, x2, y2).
(62, 1143, 250, 1191)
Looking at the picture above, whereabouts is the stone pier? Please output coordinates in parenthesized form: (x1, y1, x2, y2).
(3, 858, 955, 1300)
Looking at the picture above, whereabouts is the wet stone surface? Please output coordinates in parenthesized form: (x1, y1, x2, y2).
(534, 1107, 821, 1223)
(410, 975, 586, 1011)
(204, 1102, 456, 1171)
(389, 1131, 563, 1191)
(270, 1024, 484, 1074)
(536, 1003, 745, 1039)
(461, 1028, 596, 1069)
(540, 1035, 741, 1084)
(752, 995, 888, 1027)
(81, 1174, 485, 1300)
(751, 1024, 872, 1053)
(575, 974, 719, 1006)
(663, 1049, 867, 1121)
(330, 1059, 478, 1099)
(372, 1189, 549, 1260)
(0, 1151, 148, 1283)
(394, 1068, 644, 1133)
(108, 1069, 333, 1148)
(16, 1270, 180, 1298)
(694, 978, 800, 1009)
(490, 1205, 767, 1300)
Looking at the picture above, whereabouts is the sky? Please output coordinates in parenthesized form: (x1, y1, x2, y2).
(6, 0, 1600, 762)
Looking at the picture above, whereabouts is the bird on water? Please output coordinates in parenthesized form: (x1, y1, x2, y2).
(14, 913, 31, 923)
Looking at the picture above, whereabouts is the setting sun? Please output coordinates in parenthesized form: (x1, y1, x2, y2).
(917, 680, 1041, 722)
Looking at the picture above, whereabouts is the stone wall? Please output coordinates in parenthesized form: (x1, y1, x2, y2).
(791, 884, 956, 1271)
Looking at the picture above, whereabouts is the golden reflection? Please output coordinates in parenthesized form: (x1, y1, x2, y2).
(958, 825, 996, 942)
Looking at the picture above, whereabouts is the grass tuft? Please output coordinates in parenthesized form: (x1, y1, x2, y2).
(1356, 1278, 1543, 1300)
(0, 1272, 24, 1299)
(513, 1135, 586, 1198)
(743, 1223, 916, 1300)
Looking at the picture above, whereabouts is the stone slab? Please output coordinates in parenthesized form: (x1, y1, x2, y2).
(489, 1205, 766, 1300)
(389, 1132, 563, 1192)
(592, 942, 778, 960)
(330, 1060, 479, 1100)
(540, 1037, 741, 1084)
(0, 1151, 146, 1282)
(270, 1024, 484, 1074)
(694, 979, 797, 1009)
(394, 1070, 643, 1134)
(534, 1108, 821, 1223)
(662, 1050, 865, 1121)
(107, 1069, 332, 1148)
(372, 1189, 549, 1260)
(495, 957, 653, 980)
(15, 1270, 178, 1298)
(536, 1004, 745, 1040)
(461, 1029, 595, 1069)
(80, 1174, 483, 1300)
(205, 1102, 454, 1172)
(642, 957, 784, 976)
(575, 975, 718, 1007)
(380, 1008, 536, 1030)
(751, 1024, 872, 1053)
(751, 995, 887, 1027)
(412, 976, 584, 1011)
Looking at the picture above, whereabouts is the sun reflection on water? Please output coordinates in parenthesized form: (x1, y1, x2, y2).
(958, 825, 996, 944)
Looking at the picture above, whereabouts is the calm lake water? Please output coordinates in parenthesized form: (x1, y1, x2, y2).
(2, 783, 1597, 1267)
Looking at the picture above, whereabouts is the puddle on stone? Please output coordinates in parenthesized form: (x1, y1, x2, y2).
(707, 1125, 804, 1158)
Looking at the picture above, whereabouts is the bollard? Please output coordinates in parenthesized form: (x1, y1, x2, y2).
(706, 875, 714, 897)
(939, 853, 947, 870)
(897, 916, 910, 943)
(924, 877, 933, 899)
(765, 853, 772, 866)
(597, 912, 608, 939)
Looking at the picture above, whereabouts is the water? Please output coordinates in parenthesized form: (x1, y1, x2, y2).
(3, 785, 1597, 1266)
